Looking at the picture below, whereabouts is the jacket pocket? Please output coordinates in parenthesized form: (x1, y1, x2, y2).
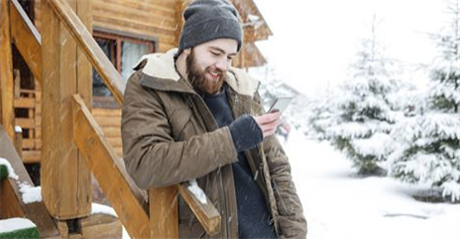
(272, 181, 296, 216)
(169, 107, 193, 140)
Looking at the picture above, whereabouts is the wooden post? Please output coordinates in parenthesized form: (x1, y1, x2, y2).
(0, 0, 15, 141)
(40, 0, 92, 221)
(13, 69, 20, 98)
(150, 186, 179, 239)
(13, 126, 22, 159)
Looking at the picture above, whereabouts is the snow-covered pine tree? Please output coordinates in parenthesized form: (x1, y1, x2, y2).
(324, 15, 401, 176)
(306, 84, 338, 140)
(389, 0, 460, 202)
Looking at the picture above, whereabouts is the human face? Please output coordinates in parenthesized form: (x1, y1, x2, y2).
(185, 39, 238, 94)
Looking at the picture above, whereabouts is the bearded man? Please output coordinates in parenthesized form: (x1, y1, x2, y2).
(121, 0, 307, 238)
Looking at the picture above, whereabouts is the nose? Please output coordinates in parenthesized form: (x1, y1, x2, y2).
(215, 57, 229, 72)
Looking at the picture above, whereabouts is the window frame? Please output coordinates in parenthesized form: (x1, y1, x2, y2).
(92, 28, 157, 108)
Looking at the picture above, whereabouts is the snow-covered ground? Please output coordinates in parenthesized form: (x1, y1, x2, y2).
(283, 129, 460, 239)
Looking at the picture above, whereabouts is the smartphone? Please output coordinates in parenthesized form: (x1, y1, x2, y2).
(268, 97, 293, 114)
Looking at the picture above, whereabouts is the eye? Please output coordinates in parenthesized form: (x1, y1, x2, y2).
(211, 51, 220, 56)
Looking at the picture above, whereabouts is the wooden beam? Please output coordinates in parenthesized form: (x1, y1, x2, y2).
(9, 0, 42, 85)
(40, 0, 91, 219)
(76, 0, 92, 109)
(47, 0, 125, 106)
(72, 94, 150, 239)
(0, 0, 15, 141)
(149, 186, 179, 239)
(57, 214, 122, 239)
(22, 150, 41, 164)
(178, 183, 221, 236)
(13, 128, 22, 159)
(14, 98, 36, 108)
(0, 124, 59, 237)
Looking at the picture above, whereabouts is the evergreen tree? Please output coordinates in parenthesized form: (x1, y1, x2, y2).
(323, 15, 402, 176)
(389, 0, 460, 202)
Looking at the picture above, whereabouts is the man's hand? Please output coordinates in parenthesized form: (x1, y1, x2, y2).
(253, 112, 283, 138)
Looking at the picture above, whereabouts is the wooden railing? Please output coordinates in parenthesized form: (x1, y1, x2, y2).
(4, 0, 222, 238)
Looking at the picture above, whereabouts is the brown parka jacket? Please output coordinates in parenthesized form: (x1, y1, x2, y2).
(121, 49, 307, 239)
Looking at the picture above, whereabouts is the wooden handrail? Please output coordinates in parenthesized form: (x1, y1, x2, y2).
(72, 94, 150, 239)
(47, 0, 125, 106)
(9, 0, 42, 85)
(177, 183, 221, 236)
(148, 183, 221, 238)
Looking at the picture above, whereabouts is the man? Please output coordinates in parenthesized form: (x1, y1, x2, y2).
(121, 0, 307, 238)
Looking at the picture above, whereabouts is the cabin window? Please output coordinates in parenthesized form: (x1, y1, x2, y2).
(92, 30, 156, 98)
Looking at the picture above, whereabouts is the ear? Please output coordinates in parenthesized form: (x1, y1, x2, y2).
(183, 48, 191, 55)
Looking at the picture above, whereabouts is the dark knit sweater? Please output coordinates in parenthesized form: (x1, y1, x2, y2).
(203, 86, 277, 239)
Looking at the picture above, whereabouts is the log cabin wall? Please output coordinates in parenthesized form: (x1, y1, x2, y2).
(32, 0, 188, 159)
(35, 0, 183, 53)
(23, 0, 270, 162)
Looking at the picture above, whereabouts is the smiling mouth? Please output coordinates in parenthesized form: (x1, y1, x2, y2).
(207, 71, 221, 80)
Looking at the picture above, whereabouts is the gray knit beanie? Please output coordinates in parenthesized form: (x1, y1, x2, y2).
(176, 0, 243, 57)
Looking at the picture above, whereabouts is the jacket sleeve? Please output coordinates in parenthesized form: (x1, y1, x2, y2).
(253, 93, 308, 239)
(121, 72, 238, 189)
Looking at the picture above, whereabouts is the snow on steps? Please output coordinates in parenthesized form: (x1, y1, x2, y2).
(0, 157, 18, 181)
(0, 218, 39, 239)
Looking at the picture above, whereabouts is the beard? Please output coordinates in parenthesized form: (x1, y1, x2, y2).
(186, 49, 226, 95)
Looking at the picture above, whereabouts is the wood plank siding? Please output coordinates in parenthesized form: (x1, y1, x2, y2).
(18, 0, 270, 164)
(35, 0, 182, 53)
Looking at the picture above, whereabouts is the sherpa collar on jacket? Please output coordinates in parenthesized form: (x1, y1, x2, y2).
(133, 48, 260, 98)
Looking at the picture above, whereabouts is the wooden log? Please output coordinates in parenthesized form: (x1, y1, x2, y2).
(9, 0, 42, 85)
(13, 69, 20, 98)
(15, 118, 35, 129)
(99, 127, 121, 137)
(149, 186, 179, 239)
(57, 214, 122, 239)
(22, 150, 41, 164)
(14, 98, 36, 108)
(72, 94, 150, 239)
(13, 128, 23, 159)
(0, 124, 59, 237)
(76, 0, 92, 109)
(178, 183, 221, 236)
(0, 0, 15, 141)
(92, 108, 121, 117)
(48, 0, 125, 106)
(41, 0, 91, 219)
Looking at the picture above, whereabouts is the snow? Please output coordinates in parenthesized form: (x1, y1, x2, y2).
(282, 129, 460, 239)
(0, 218, 36, 233)
(14, 126, 22, 133)
(19, 183, 41, 204)
(0, 157, 18, 180)
(188, 179, 207, 204)
(92, 203, 117, 217)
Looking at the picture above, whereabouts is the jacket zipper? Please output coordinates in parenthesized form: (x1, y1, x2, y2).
(190, 94, 230, 238)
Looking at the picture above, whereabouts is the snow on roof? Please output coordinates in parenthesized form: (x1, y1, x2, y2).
(0, 218, 36, 233)
(0, 157, 19, 180)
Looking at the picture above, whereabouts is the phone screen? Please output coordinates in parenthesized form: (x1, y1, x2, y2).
(268, 97, 293, 113)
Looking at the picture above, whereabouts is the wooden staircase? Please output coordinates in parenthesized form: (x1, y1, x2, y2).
(0, 0, 221, 238)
